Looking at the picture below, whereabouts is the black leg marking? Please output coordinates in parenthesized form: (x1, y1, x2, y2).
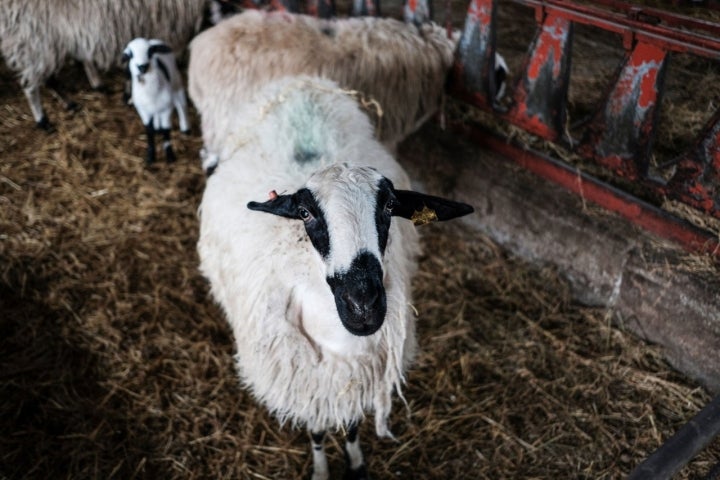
(161, 128, 176, 163)
(344, 423, 369, 480)
(310, 430, 329, 480)
(145, 122, 156, 166)
(36, 115, 55, 132)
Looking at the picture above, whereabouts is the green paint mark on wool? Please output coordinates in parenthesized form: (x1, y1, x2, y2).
(289, 98, 326, 165)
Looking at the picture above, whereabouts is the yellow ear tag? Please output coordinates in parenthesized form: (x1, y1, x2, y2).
(410, 206, 438, 226)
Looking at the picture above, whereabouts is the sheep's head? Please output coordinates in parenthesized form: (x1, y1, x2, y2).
(122, 38, 173, 80)
(248, 164, 473, 337)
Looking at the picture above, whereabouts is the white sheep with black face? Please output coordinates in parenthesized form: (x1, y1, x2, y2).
(197, 75, 473, 480)
(122, 38, 190, 165)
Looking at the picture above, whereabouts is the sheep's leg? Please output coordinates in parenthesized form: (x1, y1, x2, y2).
(22, 85, 52, 130)
(82, 61, 105, 91)
(145, 122, 156, 166)
(160, 128, 176, 163)
(45, 76, 80, 113)
(309, 430, 329, 480)
(343, 423, 369, 480)
(173, 90, 191, 134)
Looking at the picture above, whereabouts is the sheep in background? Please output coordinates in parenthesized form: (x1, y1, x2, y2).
(0, 0, 207, 130)
(123, 38, 189, 165)
(188, 10, 459, 174)
(197, 76, 473, 479)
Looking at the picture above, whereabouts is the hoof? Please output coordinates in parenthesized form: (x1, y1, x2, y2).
(344, 465, 369, 480)
(165, 149, 177, 164)
(205, 164, 217, 177)
(36, 116, 55, 132)
(181, 129, 192, 136)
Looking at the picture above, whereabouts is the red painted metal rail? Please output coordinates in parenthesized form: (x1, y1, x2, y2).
(449, 0, 720, 258)
(240, 0, 720, 259)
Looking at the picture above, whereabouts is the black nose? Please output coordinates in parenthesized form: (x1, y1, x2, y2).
(327, 251, 387, 337)
(138, 64, 149, 74)
(342, 289, 380, 317)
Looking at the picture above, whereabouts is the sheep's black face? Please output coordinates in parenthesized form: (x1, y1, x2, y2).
(326, 251, 387, 336)
(247, 164, 475, 337)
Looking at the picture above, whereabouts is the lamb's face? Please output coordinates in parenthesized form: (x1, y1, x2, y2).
(247, 164, 475, 337)
(123, 38, 152, 78)
(122, 38, 173, 80)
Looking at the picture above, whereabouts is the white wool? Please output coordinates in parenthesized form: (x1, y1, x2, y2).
(197, 77, 420, 435)
(188, 10, 458, 172)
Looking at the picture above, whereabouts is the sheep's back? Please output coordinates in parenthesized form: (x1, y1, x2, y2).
(188, 10, 457, 150)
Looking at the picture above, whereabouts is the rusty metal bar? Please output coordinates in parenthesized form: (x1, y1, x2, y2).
(577, 41, 669, 180)
(454, 0, 500, 109)
(666, 108, 720, 218)
(507, 7, 573, 141)
(591, 0, 720, 35)
(404, 0, 434, 25)
(448, 120, 720, 258)
(510, 0, 720, 59)
(450, 0, 720, 232)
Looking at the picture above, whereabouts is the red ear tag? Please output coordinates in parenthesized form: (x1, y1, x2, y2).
(268, 190, 278, 200)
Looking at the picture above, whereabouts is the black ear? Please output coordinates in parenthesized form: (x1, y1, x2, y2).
(247, 194, 299, 219)
(148, 43, 172, 58)
(392, 190, 474, 226)
(121, 50, 132, 63)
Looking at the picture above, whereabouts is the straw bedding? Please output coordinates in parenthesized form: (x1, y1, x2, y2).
(2, 5, 720, 478)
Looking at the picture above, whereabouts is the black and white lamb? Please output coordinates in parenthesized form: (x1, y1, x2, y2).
(122, 38, 190, 165)
(197, 76, 473, 479)
(0, 0, 207, 129)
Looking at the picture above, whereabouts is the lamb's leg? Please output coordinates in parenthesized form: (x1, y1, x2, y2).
(145, 122, 156, 166)
(343, 423, 369, 480)
(22, 85, 52, 130)
(160, 128, 176, 163)
(309, 430, 329, 480)
(173, 90, 191, 134)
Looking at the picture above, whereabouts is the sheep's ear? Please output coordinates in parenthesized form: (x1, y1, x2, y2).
(247, 194, 299, 219)
(121, 50, 132, 63)
(392, 190, 474, 226)
(148, 43, 172, 58)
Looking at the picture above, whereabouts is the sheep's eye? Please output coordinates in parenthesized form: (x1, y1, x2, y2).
(384, 198, 396, 215)
(298, 207, 312, 222)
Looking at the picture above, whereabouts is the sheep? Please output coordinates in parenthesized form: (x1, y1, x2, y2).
(122, 38, 190, 165)
(188, 9, 459, 173)
(0, 0, 207, 129)
(197, 75, 473, 479)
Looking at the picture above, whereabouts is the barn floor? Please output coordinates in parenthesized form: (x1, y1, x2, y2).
(2, 6, 720, 479)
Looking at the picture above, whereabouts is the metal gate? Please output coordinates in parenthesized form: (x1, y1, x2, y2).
(259, 0, 720, 258)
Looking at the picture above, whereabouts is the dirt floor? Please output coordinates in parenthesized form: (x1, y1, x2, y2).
(2, 2, 720, 480)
